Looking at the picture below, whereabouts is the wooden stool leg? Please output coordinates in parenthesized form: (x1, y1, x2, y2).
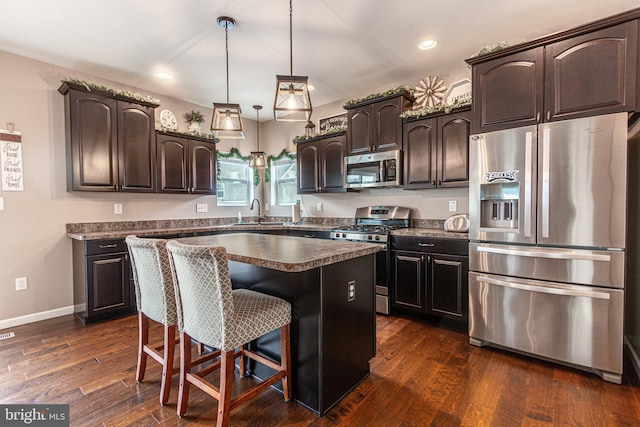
(160, 324, 176, 405)
(280, 324, 292, 401)
(197, 341, 204, 355)
(136, 312, 149, 383)
(177, 331, 192, 417)
(239, 344, 247, 376)
(217, 350, 235, 427)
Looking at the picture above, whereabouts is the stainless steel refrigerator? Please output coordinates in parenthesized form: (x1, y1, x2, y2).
(468, 112, 627, 383)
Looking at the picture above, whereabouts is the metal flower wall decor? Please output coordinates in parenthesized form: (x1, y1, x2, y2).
(414, 76, 447, 109)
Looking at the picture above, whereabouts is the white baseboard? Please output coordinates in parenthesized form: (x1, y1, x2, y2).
(0, 306, 74, 330)
(624, 335, 640, 381)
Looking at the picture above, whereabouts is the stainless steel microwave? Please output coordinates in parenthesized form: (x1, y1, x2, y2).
(345, 150, 402, 188)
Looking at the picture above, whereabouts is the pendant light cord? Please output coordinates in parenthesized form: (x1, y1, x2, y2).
(225, 22, 230, 103)
(289, 0, 293, 78)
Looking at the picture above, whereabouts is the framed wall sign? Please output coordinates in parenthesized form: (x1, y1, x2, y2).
(318, 113, 347, 132)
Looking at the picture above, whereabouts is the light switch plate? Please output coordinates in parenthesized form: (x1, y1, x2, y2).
(196, 203, 208, 213)
(0, 197, 4, 210)
(114, 203, 123, 214)
(448, 200, 457, 212)
(317, 202, 323, 212)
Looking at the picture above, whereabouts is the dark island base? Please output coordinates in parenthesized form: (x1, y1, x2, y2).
(228, 254, 376, 416)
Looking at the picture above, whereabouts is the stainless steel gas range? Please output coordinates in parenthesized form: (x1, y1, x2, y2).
(332, 206, 411, 314)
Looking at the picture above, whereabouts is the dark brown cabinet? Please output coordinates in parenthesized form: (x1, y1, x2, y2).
(156, 131, 217, 194)
(59, 82, 157, 192)
(72, 238, 135, 324)
(469, 19, 639, 133)
(345, 92, 413, 155)
(403, 108, 471, 189)
(391, 236, 469, 326)
(296, 132, 347, 193)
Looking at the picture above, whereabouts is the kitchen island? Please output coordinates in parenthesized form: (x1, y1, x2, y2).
(175, 233, 381, 416)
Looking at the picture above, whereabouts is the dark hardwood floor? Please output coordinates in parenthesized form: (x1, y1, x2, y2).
(1, 313, 640, 426)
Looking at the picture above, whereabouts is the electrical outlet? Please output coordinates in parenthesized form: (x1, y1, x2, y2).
(347, 280, 355, 302)
(448, 200, 457, 212)
(15, 277, 27, 291)
(114, 203, 123, 214)
(265, 203, 269, 211)
(196, 203, 208, 213)
(317, 202, 323, 212)
(0, 197, 4, 210)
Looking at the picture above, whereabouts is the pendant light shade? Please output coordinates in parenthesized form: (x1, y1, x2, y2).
(211, 16, 244, 139)
(273, 0, 312, 122)
(304, 117, 316, 137)
(249, 105, 266, 169)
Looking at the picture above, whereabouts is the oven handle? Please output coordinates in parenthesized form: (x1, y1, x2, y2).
(476, 275, 611, 300)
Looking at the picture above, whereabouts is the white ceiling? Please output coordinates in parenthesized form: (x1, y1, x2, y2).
(0, 0, 637, 120)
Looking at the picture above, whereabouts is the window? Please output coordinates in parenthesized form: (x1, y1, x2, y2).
(216, 155, 252, 206)
(271, 157, 297, 205)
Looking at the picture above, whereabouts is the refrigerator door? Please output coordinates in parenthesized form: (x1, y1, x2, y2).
(469, 272, 623, 382)
(537, 113, 627, 249)
(470, 125, 537, 244)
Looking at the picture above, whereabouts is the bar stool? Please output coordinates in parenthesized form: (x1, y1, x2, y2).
(166, 241, 292, 427)
(126, 236, 210, 405)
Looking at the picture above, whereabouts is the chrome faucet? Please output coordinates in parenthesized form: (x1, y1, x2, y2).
(250, 198, 265, 223)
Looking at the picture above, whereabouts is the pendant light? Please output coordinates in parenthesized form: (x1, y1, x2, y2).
(304, 117, 316, 137)
(273, 0, 312, 122)
(211, 16, 244, 139)
(249, 105, 266, 169)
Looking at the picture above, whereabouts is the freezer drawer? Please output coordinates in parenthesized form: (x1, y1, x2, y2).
(469, 272, 623, 382)
(470, 242, 625, 289)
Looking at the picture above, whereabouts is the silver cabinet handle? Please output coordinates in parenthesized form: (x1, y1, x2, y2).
(418, 243, 435, 247)
(476, 275, 610, 300)
(99, 244, 118, 249)
(476, 245, 611, 261)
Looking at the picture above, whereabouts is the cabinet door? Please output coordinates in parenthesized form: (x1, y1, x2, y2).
(297, 142, 319, 193)
(403, 118, 437, 189)
(545, 21, 638, 121)
(86, 252, 131, 318)
(427, 254, 468, 323)
(157, 133, 189, 193)
(68, 91, 118, 191)
(190, 140, 216, 194)
(117, 101, 156, 192)
(392, 250, 426, 312)
(374, 97, 404, 152)
(472, 47, 544, 133)
(320, 135, 347, 192)
(437, 110, 471, 188)
(347, 105, 373, 155)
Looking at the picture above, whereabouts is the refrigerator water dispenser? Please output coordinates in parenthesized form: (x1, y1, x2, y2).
(480, 182, 519, 230)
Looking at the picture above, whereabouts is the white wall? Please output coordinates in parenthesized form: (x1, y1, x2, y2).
(0, 49, 469, 326)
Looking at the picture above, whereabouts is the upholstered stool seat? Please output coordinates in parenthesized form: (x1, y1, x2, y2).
(126, 235, 212, 405)
(166, 241, 292, 427)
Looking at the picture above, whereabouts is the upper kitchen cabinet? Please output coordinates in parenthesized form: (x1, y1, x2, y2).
(156, 131, 217, 194)
(59, 82, 157, 192)
(403, 108, 472, 189)
(545, 21, 638, 122)
(345, 91, 414, 155)
(467, 14, 640, 133)
(296, 132, 348, 193)
(471, 48, 544, 133)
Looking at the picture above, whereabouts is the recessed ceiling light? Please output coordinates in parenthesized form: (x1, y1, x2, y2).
(418, 40, 438, 50)
(157, 72, 173, 80)
(308, 83, 316, 91)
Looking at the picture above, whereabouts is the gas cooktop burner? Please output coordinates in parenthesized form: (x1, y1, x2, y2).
(336, 224, 400, 233)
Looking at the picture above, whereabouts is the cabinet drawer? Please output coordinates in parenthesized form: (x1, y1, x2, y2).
(392, 236, 468, 256)
(85, 239, 128, 255)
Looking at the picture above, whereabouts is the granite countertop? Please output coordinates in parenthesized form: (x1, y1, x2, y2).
(392, 228, 469, 240)
(175, 233, 381, 272)
(66, 222, 336, 241)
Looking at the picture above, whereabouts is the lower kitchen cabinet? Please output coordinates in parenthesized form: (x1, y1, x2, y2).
(72, 238, 135, 324)
(391, 236, 469, 326)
